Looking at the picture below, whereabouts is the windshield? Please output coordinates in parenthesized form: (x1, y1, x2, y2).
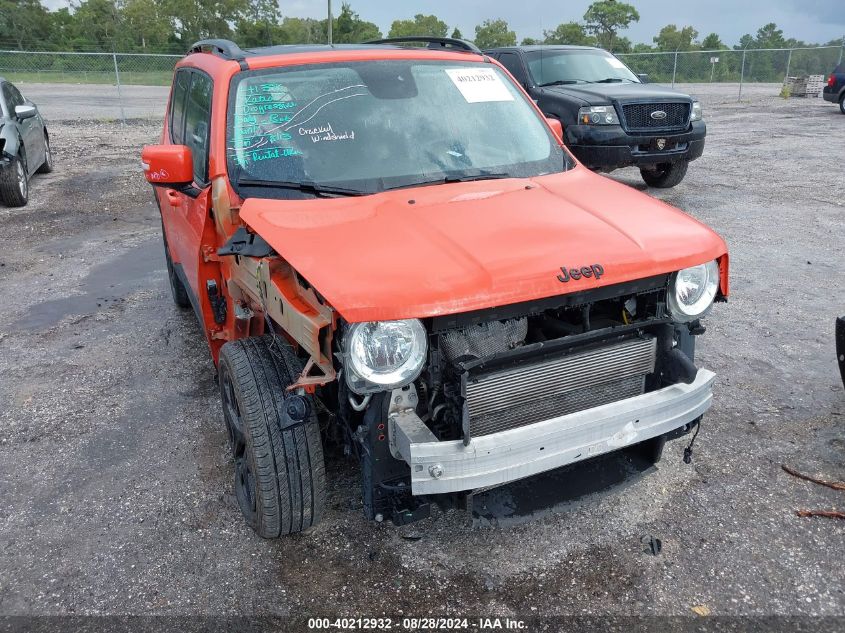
(525, 50, 639, 85)
(227, 60, 568, 197)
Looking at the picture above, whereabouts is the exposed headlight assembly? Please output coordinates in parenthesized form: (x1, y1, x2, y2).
(690, 101, 703, 122)
(668, 260, 720, 322)
(577, 105, 619, 125)
(344, 320, 427, 394)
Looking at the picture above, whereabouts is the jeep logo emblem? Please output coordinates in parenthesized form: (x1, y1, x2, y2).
(650, 110, 667, 120)
(557, 264, 604, 283)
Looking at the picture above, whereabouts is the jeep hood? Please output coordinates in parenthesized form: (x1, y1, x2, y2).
(240, 167, 728, 323)
(544, 82, 693, 105)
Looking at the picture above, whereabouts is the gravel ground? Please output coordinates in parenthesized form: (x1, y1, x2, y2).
(0, 91, 843, 624)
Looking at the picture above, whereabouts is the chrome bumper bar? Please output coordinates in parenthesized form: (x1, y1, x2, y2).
(389, 369, 715, 495)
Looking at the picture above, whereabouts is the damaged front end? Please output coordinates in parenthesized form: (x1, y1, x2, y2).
(338, 271, 721, 524)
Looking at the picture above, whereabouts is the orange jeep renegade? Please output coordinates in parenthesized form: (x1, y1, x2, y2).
(142, 37, 729, 536)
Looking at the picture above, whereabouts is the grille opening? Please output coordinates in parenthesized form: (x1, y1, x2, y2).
(621, 102, 691, 132)
(420, 287, 668, 442)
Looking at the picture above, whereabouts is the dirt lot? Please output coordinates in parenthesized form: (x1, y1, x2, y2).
(0, 90, 843, 624)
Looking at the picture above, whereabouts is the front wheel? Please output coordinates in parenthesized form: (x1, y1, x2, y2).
(640, 160, 689, 188)
(218, 336, 326, 537)
(0, 152, 28, 207)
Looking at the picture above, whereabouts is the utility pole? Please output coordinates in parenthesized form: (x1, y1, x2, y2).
(327, 0, 333, 45)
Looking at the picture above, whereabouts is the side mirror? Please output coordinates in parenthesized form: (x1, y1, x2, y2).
(141, 144, 194, 187)
(546, 117, 564, 142)
(14, 105, 37, 120)
(637, 73, 649, 84)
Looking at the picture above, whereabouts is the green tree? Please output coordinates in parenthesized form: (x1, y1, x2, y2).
(583, 0, 639, 51)
(68, 0, 122, 49)
(754, 23, 786, 48)
(388, 13, 447, 38)
(520, 37, 540, 45)
(234, 0, 282, 47)
(473, 18, 516, 49)
(653, 24, 698, 51)
(120, 0, 173, 50)
(700, 33, 724, 50)
(0, 0, 54, 49)
(451, 27, 462, 40)
(543, 21, 593, 45)
(332, 2, 380, 43)
(279, 16, 326, 44)
(163, 0, 247, 43)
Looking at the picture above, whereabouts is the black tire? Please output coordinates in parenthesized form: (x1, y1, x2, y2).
(161, 222, 191, 309)
(640, 160, 689, 188)
(218, 336, 326, 537)
(0, 151, 28, 207)
(839, 94, 845, 115)
(36, 133, 53, 174)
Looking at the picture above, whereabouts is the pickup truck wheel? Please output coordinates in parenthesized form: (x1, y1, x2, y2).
(839, 94, 845, 114)
(161, 223, 191, 309)
(0, 152, 28, 207)
(640, 160, 689, 188)
(218, 336, 326, 537)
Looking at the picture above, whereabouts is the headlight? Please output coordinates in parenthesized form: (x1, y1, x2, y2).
(344, 320, 427, 394)
(690, 101, 703, 122)
(668, 260, 720, 322)
(577, 105, 619, 125)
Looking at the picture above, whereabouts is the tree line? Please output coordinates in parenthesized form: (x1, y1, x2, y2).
(0, 0, 842, 56)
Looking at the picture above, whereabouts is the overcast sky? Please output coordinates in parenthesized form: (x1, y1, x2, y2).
(40, 0, 845, 46)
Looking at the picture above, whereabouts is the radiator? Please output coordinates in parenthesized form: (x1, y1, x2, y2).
(466, 337, 657, 437)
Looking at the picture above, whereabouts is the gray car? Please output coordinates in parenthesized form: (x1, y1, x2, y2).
(0, 78, 52, 207)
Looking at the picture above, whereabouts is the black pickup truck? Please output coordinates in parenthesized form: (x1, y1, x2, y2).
(484, 45, 705, 188)
(823, 64, 845, 114)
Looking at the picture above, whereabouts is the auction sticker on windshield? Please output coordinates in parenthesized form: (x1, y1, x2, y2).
(445, 68, 514, 103)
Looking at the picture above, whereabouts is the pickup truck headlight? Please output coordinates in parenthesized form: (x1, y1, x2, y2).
(668, 260, 720, 322)
(690, 101, 703, 122)
(577, 105, 619, 125)
(344, 320, 427, 394)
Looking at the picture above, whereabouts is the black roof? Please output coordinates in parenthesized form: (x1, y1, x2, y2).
(188, 37, 482, 62)
(484, 45, 603, 53)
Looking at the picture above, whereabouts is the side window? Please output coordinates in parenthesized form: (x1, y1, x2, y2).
(498, 53, 528, 87)
(184, 72, 213, 184)
(169, 70, 190, 145)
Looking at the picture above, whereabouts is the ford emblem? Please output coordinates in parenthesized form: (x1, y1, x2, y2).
(650, 110, 668, 120)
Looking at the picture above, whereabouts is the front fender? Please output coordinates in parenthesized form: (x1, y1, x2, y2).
(0, 123, 20, 160)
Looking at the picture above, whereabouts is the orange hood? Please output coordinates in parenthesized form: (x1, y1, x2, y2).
(239, 167, 728, 323)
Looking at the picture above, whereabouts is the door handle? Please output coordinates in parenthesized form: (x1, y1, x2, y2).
(165, 189, 181, 204)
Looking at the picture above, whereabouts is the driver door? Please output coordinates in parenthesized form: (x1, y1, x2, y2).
(160, 69, 213, 304)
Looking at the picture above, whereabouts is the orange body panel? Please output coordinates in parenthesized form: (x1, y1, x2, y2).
(151, 46, 730, 366)
(240, 167, 728, 323)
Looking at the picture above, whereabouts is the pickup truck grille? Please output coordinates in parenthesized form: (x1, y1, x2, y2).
(621, 102, 690, 133)
(466, 337, 657, 437)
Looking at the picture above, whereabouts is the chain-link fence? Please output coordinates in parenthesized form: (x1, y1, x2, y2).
(617, 46, 844, 100)
(0, 45, 843, 122)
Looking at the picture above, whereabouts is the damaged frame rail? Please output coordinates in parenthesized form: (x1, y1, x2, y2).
(220, 228, 336, 391)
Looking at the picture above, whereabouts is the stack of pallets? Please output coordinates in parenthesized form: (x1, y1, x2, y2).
(783, 75, 825, 98)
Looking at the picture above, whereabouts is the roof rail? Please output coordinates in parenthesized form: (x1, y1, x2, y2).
(188, 39, 250, 61)
(364, 36, 482, 54)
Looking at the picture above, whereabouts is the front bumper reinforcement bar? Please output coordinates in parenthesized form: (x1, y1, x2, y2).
(388, 369, 715, 495)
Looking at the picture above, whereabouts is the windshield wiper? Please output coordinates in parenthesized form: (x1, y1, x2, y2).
(236, 177, 368, 197)
(593, 77, 633, 83)
(382, 172, 511, 192)
(539, 79, 585, 87)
